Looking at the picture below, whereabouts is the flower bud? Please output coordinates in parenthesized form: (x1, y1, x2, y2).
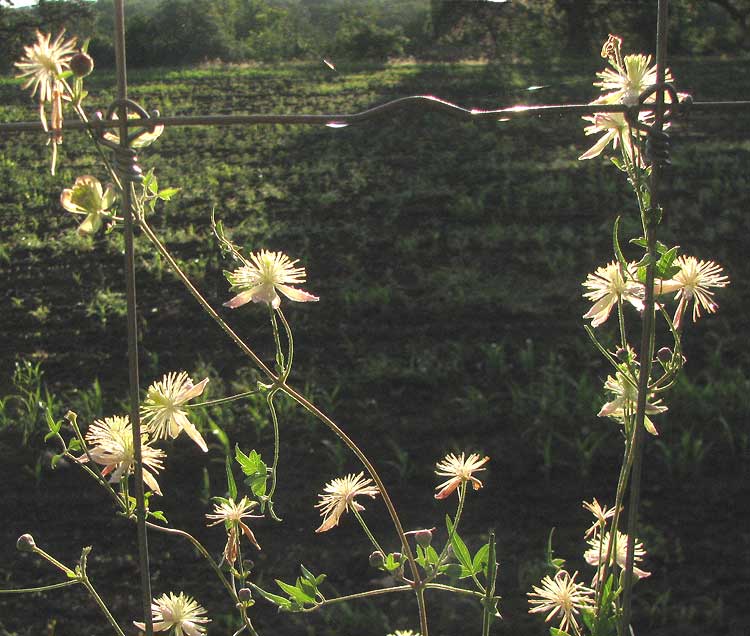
(390, 552, 402, 563)
(369, 551, 385, 568)
(616, 347, 628, 361)
(657, 347, 672, 364)
(415, 529, 433, 548)
(237, 588, 252, 603)
(16, 534, 36, 552)
(70, 51, 94, 78)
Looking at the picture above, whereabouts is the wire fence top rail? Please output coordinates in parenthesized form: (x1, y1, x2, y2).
(1, 96, 749, 135)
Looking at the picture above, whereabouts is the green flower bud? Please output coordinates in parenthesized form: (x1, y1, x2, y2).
(16, 534, 36, 552)
(657, 347, 672, 364)
(70, 51, 94, 78)
(369, 551, 385, 568)
(415, 529, 433, 548)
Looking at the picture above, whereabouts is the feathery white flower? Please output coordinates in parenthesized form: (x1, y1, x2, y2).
(315, 472, 379, 533)
(141, 372, 209, 452)
(224, 249, 318, 310)
(134, 592, 210, 636)
(83, 415, 165, 495)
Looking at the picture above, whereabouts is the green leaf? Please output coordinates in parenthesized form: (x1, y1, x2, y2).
(545, 528, 564, 571)
(299, 564, 316, 583)
(445, 515, 472, 572)
(276, 579, 315, 605)
(426, 545, 440, 565)
(157, 187, 180, 201)
(225, 455, 237, 500)
(253, 586, 292, 610)
(549, 628, 571, 636)
(44, 416, 62, 441)
(472, 543, 490, 576)
(655, 245, 681, 279)
(298, 577, 317, 599)
(439, 563, 464, 579)
(67, 438, 82, 452)
(149, 510, 168, 523)
(383, 552, 401, 572)
(208, 420, 230, 453)
(235, 446, 268, 497)
(612, 217, 628, 273)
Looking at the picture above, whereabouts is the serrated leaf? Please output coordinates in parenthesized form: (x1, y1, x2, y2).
(446, 515, 473, 572)
(384, 553, 402, 573)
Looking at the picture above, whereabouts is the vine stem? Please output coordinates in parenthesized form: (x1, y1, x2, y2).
(0, 581, 79, 594)
(621, 2, 670, 631)
(79, 576, 127, 636)
(352, 507, 386, 555)
(138, 219, 276, 380)
(138, 219, 427, 633)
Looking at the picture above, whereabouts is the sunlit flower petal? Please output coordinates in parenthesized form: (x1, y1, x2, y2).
(15, 30, 77, 104)
(582, 498, 617, 539)
(434, 452, 489, 500)
(133, 592, 210, 636)
(656, 256, 729, 329)
(315, 472, 379, 532)
(140, 372, 209, 451)
(584, 531, 650, 585)
(82, 415, 165, 495)
(224, 250, 318, 310)
(598, 363, 666, 435)
(60, 175, 117, 236)
(102, 112, 165, 148)
(206, 496, 262, 562)
(528, 570, 594, 635)
(582, 261, 644, 327)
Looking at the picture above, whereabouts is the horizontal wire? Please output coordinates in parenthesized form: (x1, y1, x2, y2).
(0, 95, 748, 135)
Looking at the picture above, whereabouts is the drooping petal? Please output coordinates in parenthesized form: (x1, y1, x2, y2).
(177, 377, 209, 404)
(223, 289, 256, 309)
(276, 284, 320, 303)
(174, 414, 208, 452)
